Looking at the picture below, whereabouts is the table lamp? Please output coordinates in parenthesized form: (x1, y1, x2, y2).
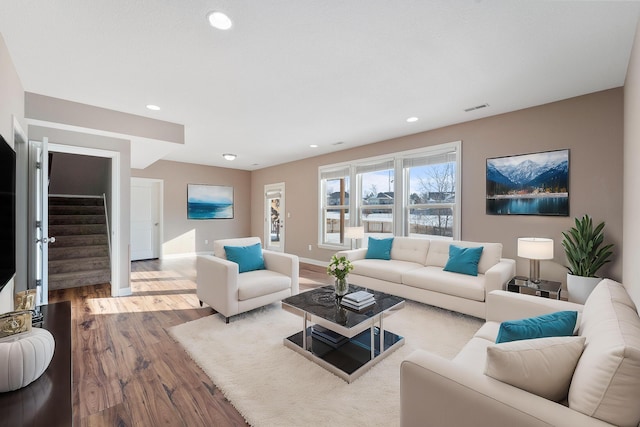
(517, 237, 554, 284)
(344, 226, 365, 249)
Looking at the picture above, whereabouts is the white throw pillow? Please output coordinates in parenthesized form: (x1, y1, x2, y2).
(484, 336, 586, 402)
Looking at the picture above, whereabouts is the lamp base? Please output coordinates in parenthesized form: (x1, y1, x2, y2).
(529, 259, 541, 284)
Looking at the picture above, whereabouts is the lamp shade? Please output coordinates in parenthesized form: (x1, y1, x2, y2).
(517, 237, 554, 260)
(344, 226, 365, 240)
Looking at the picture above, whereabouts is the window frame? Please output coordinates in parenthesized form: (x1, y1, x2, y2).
(318, 141, 461, 250)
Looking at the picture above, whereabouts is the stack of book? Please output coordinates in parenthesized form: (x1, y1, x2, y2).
(311, 325, 348, 348)
(341, 290, 375, 310)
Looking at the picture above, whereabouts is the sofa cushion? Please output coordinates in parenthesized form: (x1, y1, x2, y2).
(352, 259, 423, 284)
(214, 237, 262, 260)
(366, 237, 394, 260)
(402, 266, 485, 302)
(568, 279, 640, 427)
(237, 270, 291, 300)
(452, 336, 491, 371)
(496, 311, 578, 344)
(224, 243, 265, 273)
(389, 236, 430, 265)
(485, 336, 586, 402)
(443, 245, 483, 276)
(426, 240, 502, 274)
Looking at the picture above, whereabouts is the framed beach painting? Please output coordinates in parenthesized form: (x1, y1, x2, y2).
(187, 184, 234, 219)
(486, 149, 569, 216)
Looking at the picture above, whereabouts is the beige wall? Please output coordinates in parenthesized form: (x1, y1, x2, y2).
(0, 33, 24, 312)
(26, 92, 185, 144)
(132, 160, 251, 256)
(624, 22, 640, 307)
(28, 126, 132, 294)
(251, 88, 624, 284)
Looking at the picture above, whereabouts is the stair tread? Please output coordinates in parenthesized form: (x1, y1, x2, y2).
(49, 256, 110, 265)
(49, 270, 111, 279)
(49, 244, 109, 251)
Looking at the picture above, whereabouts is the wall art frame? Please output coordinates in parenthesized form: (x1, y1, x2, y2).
(187, 184, 234, 219)
(486, 149, 569, 216)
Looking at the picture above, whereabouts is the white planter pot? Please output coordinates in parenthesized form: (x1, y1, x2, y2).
(566, 274, 601, 304)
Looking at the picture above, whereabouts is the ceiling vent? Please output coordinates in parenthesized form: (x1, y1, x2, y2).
(464, 103, 489, 112)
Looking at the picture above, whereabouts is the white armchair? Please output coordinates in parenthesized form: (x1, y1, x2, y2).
(196, 237, 299, 323)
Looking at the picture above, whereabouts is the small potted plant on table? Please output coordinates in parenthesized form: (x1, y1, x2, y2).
(327, 254, 354, 297)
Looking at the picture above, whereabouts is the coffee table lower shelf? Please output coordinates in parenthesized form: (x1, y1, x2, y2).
(283, 326, 404, 383)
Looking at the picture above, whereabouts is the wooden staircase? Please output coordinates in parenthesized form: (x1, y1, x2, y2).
(48, 196, 111, 290)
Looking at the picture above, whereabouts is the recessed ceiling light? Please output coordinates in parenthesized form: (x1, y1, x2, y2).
(310, 144, 318, 148)
(146, 104, 161, 111)
(222, 153, 237, 161)
(406, 117, 419, 123)
(207, 11, 233, 30)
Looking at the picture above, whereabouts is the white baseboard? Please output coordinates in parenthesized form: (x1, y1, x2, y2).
(299, 257, 328, 267)
(118, 287, 132, 297)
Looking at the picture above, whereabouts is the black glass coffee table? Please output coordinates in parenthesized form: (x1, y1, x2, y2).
(281, 285, 405, 383)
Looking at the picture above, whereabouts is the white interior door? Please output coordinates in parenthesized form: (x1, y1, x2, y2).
(130, 178, 162, 261)
(264, 183, 285, 252)
(28, 137, 51, 306)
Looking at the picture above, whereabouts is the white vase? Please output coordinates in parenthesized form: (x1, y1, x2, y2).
(566, 274, 601, 304)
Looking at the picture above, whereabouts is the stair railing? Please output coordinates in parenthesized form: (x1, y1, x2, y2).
(102, 193, 112, 262)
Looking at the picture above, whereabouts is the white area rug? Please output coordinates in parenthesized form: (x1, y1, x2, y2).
(169, 301, 482, 427)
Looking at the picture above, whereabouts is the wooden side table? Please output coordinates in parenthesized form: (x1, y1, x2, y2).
(0, 301, 72, 427)
(507, 276, 562, 300)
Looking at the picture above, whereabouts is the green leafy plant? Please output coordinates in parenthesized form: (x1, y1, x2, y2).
(327, 255, 354, 280)
(561, 214, 614, 278)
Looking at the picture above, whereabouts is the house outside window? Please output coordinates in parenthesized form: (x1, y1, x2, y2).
(319, 141, 460, 249)
(319, 167, 350, 246)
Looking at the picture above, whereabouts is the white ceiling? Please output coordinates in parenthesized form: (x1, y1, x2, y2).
(1, 1, 639, 171)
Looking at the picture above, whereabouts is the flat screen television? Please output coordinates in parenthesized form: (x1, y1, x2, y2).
(0, 133, 16, 293)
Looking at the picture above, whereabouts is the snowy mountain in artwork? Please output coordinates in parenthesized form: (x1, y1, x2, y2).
(486, 150, 568, 197)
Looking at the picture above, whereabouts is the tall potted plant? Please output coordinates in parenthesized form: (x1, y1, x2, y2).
(561, 214, 614, 304)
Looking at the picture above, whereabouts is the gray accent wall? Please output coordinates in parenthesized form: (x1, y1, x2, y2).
(49, 152, 110, 196)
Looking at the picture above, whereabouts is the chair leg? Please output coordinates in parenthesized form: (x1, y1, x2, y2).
(199, 300, 203, 307)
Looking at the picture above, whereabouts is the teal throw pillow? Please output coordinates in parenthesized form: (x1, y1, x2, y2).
(224, 243, 265, 273)
(496, 311, 578, 344)
(443, 245, 484, 276)
(365, 237, 394, 260)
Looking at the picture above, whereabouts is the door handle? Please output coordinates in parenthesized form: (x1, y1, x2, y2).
(36, 237, 56, 244)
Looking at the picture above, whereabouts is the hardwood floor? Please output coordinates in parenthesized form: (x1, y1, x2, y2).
(48, 257, 331, 426)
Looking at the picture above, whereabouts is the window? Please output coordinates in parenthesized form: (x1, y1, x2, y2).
(357, 160, 394, 238)
(319, 141, 460, 248)
(403, 149, 458, 239)
(319, 167, 350, 246)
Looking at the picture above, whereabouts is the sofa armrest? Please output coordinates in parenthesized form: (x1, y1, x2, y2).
(262, 250, 300, 295)
(401, 350, 612, 427)
(196, 255, 239, 317)
(486, 290, 584, 323)
(335, 248, 367, 261)
(484, 258, 516, 295)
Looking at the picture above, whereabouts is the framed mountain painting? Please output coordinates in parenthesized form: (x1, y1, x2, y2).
(486, 149, 569, 216)
(187, 184, 234, 219)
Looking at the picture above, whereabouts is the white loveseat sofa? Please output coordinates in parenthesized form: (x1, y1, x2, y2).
(401, 279, 640, 427)
(337, 237, 515, 319)
(196, 237, 299, 323)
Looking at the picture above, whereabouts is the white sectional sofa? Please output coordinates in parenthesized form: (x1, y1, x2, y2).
(400, 279, 640, 427)
(337, 237, 515, 319)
